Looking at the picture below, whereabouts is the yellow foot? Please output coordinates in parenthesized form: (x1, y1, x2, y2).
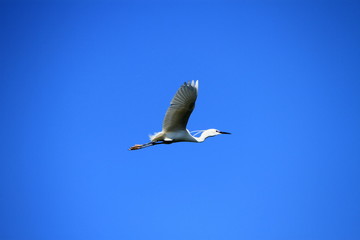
(129, 144, 143, 150)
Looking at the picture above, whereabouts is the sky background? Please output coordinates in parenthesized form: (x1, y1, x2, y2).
(1, 0, 360, 239)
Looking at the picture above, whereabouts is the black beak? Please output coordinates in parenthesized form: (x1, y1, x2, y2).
(219, 131, 231, 134)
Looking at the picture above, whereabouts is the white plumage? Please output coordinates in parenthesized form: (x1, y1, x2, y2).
(129, 80, 230, 150)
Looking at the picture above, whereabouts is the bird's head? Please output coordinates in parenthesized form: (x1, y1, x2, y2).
(206, 129, 231, 137)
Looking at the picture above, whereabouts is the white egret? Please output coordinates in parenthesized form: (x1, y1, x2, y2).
(129, 80, 230, 150)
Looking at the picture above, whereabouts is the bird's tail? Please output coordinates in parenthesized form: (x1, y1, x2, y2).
(149, 131, 164, 142)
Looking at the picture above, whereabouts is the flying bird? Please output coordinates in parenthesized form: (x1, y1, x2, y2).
(129, 80, 230, 150)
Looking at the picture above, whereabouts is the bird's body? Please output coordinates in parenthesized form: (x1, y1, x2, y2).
(150, 130, 197, 143)
(129, 80, 230, 150)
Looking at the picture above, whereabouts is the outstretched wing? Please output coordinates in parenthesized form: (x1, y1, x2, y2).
(162, 80, 199, 132)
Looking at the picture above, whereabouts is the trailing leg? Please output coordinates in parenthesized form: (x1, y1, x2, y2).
(129, 141, 162, 150)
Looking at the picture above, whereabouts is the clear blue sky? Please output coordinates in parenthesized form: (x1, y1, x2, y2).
(1, 0, 360, 239)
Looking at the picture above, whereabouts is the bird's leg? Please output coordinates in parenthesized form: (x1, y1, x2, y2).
(129, 141, 162, 150)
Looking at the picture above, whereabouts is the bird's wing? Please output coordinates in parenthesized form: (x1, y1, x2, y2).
(162, 80, 198, 132)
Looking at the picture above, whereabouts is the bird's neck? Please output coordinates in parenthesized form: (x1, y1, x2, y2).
(195, 130, 212, 142)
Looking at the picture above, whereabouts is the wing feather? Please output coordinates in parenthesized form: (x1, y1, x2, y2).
(162, 80, 198, 132)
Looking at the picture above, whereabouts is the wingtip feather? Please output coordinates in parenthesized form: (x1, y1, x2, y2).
(183, 80, 199, 91)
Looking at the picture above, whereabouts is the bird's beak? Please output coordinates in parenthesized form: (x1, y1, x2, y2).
(219, 131, 231, 134)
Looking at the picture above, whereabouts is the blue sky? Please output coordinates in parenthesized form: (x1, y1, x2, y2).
(1, 0, 360, 239)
